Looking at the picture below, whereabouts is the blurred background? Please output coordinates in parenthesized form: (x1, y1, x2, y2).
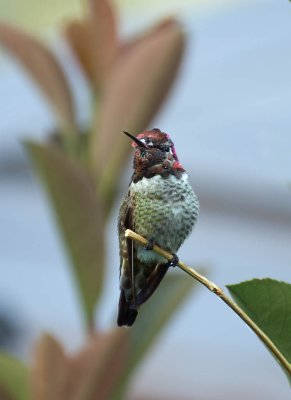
(0, 0, 291, 399)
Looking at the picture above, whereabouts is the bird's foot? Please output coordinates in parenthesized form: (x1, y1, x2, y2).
(169, 253, 179, 268)
(145, 237, 154, 250)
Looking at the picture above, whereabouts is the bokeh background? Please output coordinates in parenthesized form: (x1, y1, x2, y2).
(0, 0, 291, 398)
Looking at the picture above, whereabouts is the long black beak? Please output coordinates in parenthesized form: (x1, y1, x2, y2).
(123, 131, 147, 148)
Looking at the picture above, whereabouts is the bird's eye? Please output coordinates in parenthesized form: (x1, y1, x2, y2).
(139, 137, 153, 146)
(160, 145, 171, 153)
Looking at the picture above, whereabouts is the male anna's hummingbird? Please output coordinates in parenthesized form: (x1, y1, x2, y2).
(117, 128, 199, 327)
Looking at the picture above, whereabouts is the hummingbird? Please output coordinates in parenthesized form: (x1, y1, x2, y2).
(117, 128, 199, 327)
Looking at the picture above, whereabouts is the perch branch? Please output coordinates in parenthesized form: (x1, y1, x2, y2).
(125, 229, 291, 376)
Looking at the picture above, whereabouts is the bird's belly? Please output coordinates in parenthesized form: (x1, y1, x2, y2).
(130, 174, 199, 258)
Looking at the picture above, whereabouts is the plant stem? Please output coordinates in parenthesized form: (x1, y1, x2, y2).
(125, 229, 291, 376)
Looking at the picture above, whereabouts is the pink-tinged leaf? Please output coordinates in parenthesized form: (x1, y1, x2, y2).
(122, 16, 182, 53)
(88, 0, 119, 79)
(91, 19, 185, 197)
(0, 21, 76, 130)
(64, 20, 95, 84)
(31, 335, 69, 400)
(68, 329, 129, 400)
(65, 0, 119, 87)
(25, 141, 105, 329)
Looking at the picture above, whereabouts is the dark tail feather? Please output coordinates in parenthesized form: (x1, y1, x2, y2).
(117, 290, 138, 327)
(135, 262, 169, 306)
(117, 262, 170, 326)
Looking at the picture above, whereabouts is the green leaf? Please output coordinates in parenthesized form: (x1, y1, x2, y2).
(227, 279, 291, 378)
(25, 142, 105, 329)
(0, 352, 30, 400)
(112, 272, 199, 399)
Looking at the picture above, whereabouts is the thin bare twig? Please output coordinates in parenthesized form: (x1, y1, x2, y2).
(125, 229, 291, 376)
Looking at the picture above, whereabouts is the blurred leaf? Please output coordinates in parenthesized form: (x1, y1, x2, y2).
(65, 0, 119, 87)
(0, 0, 82, 32)
(64, 21, 94, 83)
(25, 142, 105, 329)
(31, 331, 129, 400)
(0, 386, 13, 400)
(227, 279, 291, 378)
(68, 329, 129, 400)
(91, 19, 185, 199)
(0, 21, 76, 130)
(31, 335, 68, 400)
(123, 16, 181, 53)
(0, 352, 30, 400)
(112, 272, 198, 399)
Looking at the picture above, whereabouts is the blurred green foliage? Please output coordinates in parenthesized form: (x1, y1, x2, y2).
(0, 353, 30, 400)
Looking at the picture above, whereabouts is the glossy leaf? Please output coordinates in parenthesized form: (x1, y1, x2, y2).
(31, 335, 68, 400)
(25, 142, 104, 329)
(112, 272, 198, 399)
(227, 279, 291, 377)
(0, 352, 30, 400)
(65, 0, 119, 87)
(91, 19, 185, 199)
(0, 21, 76, 129)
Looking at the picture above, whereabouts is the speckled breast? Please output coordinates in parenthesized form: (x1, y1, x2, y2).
(130, 173, 199, 257)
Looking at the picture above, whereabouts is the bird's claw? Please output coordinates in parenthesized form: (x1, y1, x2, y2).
(145, 238, 154, 250)
(169, 253, 179, 268)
